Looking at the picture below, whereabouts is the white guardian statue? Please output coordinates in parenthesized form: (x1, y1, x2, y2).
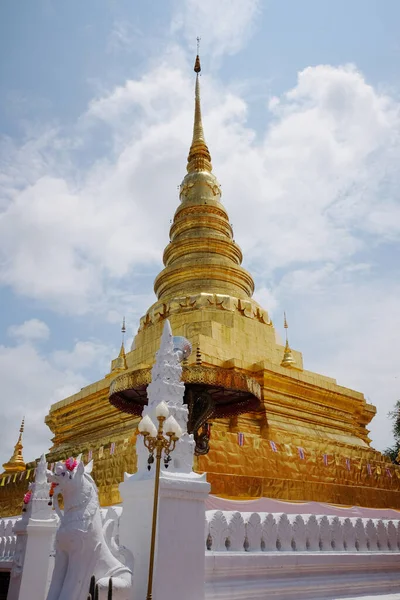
(46, 457, 132, 600)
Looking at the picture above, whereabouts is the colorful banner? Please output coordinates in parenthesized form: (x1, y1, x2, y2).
(298, 447, 305, 460)
(88, 450, 93, 462)
(98, 446, 104, 459)
(110, 442, 116, 455)
(270, 441, 278, 453)
(237, 432, 245, 447)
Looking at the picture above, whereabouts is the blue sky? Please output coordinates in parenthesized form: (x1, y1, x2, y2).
(1, 0, 400, 464)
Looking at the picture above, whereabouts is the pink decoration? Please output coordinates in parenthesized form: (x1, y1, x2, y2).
(23, 490, 32, 505)
(65, 457, 78, 472)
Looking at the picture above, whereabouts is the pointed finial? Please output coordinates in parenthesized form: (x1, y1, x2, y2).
(283, 312, 289, 344)
(2, 417, 26, 474)
(187, 44, 212, 174)
(160, 319, 173, 350)
(17, 417, 24, 445)
(194, 37, 201, 73)
(110, 318, 128, 373)
(281, 312, 296, 369)
(121, 316, 126, 347)
(35, 453, 48, 485)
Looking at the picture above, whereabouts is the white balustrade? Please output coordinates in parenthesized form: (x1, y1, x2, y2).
(225, 511, 245, 551)
(243, 512, 262, 552)
(205, 510, 400, 553)
(387, 520, 397, 550)
(354, 517, 368, 551)
(0, 517, 18, 565)
(290, 515, 306, 551)
(342, 517, 356, 551)
(276, 513, 292, 551)
(305, 514, 319, 550)
(261, 512, 277, 551)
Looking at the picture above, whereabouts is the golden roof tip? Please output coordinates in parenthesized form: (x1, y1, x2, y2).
(281, 339, 296, 369)
(110, 319, 128, 374)
(187, 45, 212, 174)
(194, 36, 201, 73)
(281, 312, 296, 368)
(194, 54, 201, 73)
(2, 417, 26, 474)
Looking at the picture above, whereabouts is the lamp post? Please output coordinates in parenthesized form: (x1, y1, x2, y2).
(138, 402, 182, 600)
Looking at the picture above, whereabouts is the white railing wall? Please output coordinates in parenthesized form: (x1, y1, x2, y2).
(204, 511, 400, 600)
(205, 510, 400, 553)
(0, 517, 18, 567)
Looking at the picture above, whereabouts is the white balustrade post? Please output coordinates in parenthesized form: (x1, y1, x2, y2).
(7, 455, 58, 600)
(119, 321, 210, 600)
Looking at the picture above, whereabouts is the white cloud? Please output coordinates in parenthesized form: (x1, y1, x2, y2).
(2, 61, 398, 318)
(171, 0, 261, 58)
(219, 64, 400, 270)
(52, 339, 112, 371)
(277, 272, 400, 452)
(8, 319, 50, 341)
(0, 332, 113, 466)
(107, 21, 136, 55)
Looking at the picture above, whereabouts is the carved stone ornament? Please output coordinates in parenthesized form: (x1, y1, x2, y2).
(46, 457, 132, 600)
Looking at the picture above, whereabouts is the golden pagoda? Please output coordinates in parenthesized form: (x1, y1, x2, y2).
(280, 313, 296, 369)
(1, 54, 399, 516)
(2, 419, 26, 475)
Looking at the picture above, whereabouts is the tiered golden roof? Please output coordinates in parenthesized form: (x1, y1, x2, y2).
(2, 418, 26, 474)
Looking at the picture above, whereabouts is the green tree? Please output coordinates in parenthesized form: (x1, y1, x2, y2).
(384, 400, 400, 463)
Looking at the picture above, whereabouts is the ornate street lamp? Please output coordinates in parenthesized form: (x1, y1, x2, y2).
(138, 401, 182, 600)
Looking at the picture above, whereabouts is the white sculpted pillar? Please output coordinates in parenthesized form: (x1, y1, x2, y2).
(7, 454, 58, 600)
(119, 320, 210, 600)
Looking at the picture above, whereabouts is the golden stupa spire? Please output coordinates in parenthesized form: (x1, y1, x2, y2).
(153, 45, 255, 302)
(187, 40, 212, 174)
(2, 418, 26, 474)
(281, 312, 296, 368)
(111, 318, 127, 373)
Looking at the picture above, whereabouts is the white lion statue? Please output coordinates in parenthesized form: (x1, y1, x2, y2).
(46, 456, 132, 600)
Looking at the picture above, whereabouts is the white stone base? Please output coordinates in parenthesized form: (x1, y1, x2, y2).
(120, 470, 210, 600)
(344, 596, 400, 600)
(205, 552, 400, 600)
